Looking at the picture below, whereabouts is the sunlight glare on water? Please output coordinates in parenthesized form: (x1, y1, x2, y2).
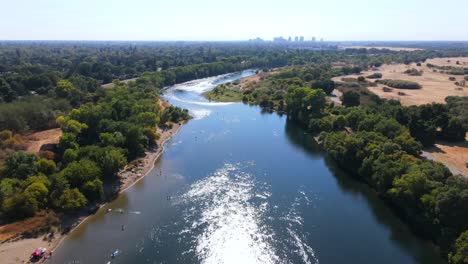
(175, 163, 319, 264)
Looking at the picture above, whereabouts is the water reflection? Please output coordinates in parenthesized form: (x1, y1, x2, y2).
(284, 120, 445, 264)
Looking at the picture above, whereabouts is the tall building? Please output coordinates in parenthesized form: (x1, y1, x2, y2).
(312, 37, 316, 42)
(273, 36, 287, 42)
(288, 36, 292, 42)
(294, 36, 299, 42)
(300, 36, 304, 42)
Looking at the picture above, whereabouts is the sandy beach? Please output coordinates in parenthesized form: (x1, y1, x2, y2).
(0, 120, 185, 264)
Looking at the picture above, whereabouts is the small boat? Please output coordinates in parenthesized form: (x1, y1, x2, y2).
(111, 250, 120, 258)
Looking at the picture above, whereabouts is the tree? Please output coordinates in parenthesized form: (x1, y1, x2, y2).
(35, 158, 56, 175)
(443, 117, 466, 142)
(100, 148, 127, 178)
(56, 188, 87, 212)
(342, 91, 360, 107)
(57, 133, 78, 154)
(4, 151, 38, 179)
(0, 78, 16, 102)
(81, 179, 104, 201)
(449, 231, 468, 264)
(60, 159, 102, 188)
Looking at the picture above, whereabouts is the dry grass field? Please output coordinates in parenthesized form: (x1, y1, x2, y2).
(425, 57, 468, 67)
(333, 59, 468, 106)
(424, 139, 468, 176)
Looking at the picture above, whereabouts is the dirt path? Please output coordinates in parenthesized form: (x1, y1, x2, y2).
(24, 128, 62, 153)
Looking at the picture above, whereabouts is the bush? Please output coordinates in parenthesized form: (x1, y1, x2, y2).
(383, 87, 393, 92)
(366, 73, 382, 79)
(404, 68, 423, 76)
(376, 79, 422, 89)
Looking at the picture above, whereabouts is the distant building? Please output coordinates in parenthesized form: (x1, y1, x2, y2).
(273, 36, 287, 42)
(288, 36, 292, 42)
(300, 36, 304, 42)
(312, 37, 316, 42)
(294, 36, 299, 42)
(249, 37, 264, 42)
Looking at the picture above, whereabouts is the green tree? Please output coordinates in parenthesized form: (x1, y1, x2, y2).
(342, 91, 360, 107)
(449, 231, 468, 264)
(100, 149, 127, 178)
(35, 158, 56, 175)
(4, 151, 38, 179)
(81, 178, 104, 201)
(56, 188, 87, 212)
(60, 159, 102, 188)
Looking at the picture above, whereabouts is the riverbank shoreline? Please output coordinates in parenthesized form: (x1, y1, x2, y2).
(0, 120, 185, 264)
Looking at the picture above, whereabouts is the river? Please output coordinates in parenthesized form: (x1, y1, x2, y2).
(50, 71, 444, 264)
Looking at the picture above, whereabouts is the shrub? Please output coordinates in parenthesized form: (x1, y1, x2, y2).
(404, 68, 423, 76)
(376, 79, 422, 89)
(383, 87, 393, 92)
(366, 73, 382, 79)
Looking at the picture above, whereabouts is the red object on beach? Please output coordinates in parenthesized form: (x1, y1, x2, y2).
(31, 247, 46, 258)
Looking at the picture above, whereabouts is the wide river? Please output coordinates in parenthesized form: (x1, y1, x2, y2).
(50, 71, 444, 264)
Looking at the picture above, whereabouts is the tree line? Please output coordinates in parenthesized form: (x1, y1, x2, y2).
(0, 82, 189, 220)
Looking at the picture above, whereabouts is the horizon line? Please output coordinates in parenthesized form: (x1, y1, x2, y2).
(2, 39, 468, 43)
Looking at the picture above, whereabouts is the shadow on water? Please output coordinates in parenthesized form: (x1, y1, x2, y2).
(284, 119, 446, 264)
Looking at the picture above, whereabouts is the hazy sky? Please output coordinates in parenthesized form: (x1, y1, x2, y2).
(2, 0, 468, 41)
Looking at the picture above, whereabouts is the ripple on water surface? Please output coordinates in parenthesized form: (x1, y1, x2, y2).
(172, 163, 319, 264)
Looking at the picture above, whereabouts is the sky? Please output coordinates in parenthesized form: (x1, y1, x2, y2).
(1, 0, 468, 41)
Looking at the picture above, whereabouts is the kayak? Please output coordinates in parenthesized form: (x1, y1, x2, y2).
(111, 250, 120, 258)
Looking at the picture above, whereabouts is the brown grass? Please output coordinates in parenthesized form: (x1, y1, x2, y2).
(0, 211, 59, 242)
(333, 60, 468, 106)
(423, 134, 468, 177)
(23, 128, 62, 153)
(425, 57, 468, 67)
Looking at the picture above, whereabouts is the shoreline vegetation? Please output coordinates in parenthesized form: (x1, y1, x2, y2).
(1, 42, 467, 263)
(0, 120, 183, 264)
(202, 66, 468, 262)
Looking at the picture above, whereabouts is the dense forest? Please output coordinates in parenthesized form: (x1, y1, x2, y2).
(0, 41, 467, 263)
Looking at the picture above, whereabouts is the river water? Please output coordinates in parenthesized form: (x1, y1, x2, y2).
(50, 71, 444, 264)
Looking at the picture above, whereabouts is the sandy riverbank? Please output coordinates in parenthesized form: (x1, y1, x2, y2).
(0, 121, 185, 264)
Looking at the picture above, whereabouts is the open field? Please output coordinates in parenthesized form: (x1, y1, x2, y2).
(338, 46, 422, 51)
(333, 60, 468, 106)
(425, 57, 468, 67)
(422, 134, 468, 177)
